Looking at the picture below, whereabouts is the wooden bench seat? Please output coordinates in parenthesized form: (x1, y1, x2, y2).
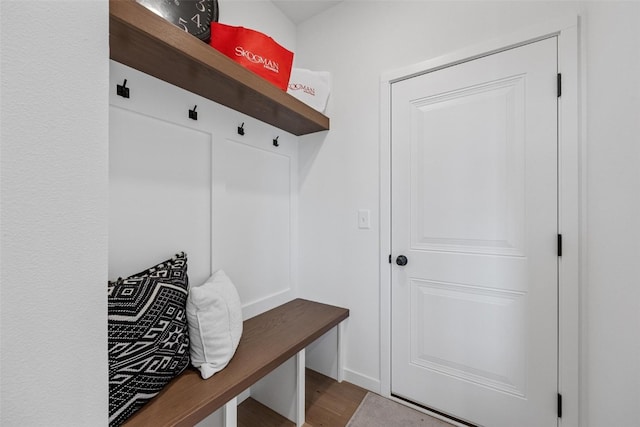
(123, 298, 349, 427)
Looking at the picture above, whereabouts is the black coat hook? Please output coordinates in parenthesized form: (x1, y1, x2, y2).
(237, 122, 245, 135)
(117, 79, 130, 98)
(189, 105, 198, 120)
(272, 136, 279, 147)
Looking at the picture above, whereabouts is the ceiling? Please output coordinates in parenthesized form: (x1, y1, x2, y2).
(271, 0, 343, 24)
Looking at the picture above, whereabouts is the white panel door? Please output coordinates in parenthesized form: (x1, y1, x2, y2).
(391, 38, 558, 427)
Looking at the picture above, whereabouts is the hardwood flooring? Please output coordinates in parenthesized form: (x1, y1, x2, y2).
(238, 369, 368, 427)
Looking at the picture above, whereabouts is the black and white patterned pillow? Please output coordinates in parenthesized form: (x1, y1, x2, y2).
(108, 252, 190, 426)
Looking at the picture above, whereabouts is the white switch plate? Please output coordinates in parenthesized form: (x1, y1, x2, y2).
(358, 209, 371, 229)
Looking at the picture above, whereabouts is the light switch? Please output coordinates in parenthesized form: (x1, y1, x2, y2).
(358, 209, 371, 229)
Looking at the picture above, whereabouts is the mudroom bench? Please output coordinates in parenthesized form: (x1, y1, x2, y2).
(122, 298, 349, 427)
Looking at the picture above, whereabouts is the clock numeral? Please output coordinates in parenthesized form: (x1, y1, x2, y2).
(196, 0, 206, 12)
(177, 17, 188, 32)
(191, 13, 201, 28)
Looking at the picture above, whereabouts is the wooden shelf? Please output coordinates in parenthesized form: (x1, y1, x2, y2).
(109, 0, 329, 136)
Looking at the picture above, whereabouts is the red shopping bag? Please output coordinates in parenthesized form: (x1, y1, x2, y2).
(210, 22, 294, 91)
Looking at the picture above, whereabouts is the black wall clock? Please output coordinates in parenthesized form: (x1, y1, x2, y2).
(137, 0, 219, 42)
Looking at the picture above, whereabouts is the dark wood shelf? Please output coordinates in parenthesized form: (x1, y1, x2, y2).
(109, 0, 329, 136)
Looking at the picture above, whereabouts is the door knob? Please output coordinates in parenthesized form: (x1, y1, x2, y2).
(396, 255, 408, 266)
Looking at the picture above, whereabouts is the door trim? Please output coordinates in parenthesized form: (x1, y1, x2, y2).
(379, 15, 582, 427)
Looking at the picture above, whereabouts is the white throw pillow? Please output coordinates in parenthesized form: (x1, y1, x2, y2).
(187, 270, 243, 379)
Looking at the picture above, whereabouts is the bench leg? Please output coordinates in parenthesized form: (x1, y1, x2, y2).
(223, 396, 237, 427)
(296, 349, 305, 427)
(337, 320, 346, 383)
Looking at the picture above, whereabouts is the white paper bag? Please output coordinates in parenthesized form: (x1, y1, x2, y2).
(287, 68, 331, 113)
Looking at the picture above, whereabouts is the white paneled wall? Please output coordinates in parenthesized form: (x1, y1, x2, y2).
(212, 137, 294, 311)
(109, 60, 299, 319)
(109, 60, 301, 427)
(109, 107, 213, 286)
(106, 3, 301, 425)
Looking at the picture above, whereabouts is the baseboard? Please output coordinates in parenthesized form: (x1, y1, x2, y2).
(343, 368, 381, 394)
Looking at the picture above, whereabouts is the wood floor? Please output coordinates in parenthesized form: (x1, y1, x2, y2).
(238, 369, 368, 427)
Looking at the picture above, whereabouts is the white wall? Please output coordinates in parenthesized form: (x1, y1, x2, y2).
(295, 0, 639, 425)
(219, 0, 296, 53)
(583, 3, 640, 426)
(0, 1, 109, 426)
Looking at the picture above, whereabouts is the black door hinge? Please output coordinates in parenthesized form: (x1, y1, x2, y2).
(557, 73, 562, 97)
(558, 234, 563, 257)
(389, 254, 392, 264)
(558, 393, 563, 418)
